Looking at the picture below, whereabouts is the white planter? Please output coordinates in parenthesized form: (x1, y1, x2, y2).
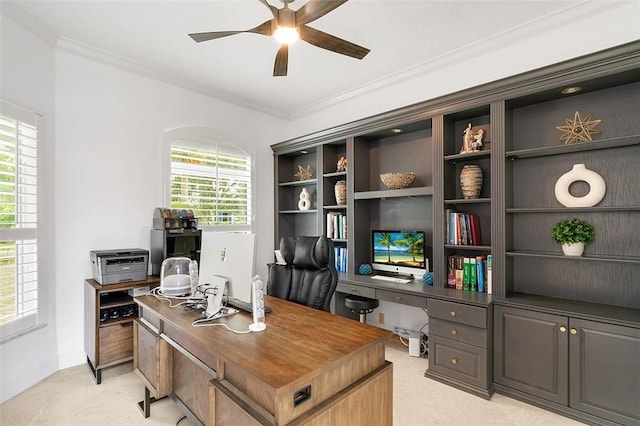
(561, 242, 585, 256)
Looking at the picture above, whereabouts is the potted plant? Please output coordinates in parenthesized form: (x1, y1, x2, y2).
(551, 218, 595, 256)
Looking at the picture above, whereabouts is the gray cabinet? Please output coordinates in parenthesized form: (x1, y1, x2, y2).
(426, 299, 493, 399)
(495, 305, 640, 425)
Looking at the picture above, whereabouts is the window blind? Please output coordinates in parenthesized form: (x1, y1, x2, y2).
(170, 143, 252, 230)
(0, 101, 41, 341)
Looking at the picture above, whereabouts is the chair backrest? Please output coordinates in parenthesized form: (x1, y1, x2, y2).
(267, 235, 338, 312)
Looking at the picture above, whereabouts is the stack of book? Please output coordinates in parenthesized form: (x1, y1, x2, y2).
(447, 254, 492, 293)
(326, 212, 347, 240)
(446, 210, 482, 246)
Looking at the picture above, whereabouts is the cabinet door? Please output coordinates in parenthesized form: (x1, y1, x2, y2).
(570, 319, 640, 425)
(494, 306, 568, 405)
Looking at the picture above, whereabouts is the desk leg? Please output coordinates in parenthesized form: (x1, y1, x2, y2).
(137, 386, 167, 418)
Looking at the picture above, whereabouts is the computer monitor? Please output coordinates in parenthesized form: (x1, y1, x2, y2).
(198, 231, 256, 304)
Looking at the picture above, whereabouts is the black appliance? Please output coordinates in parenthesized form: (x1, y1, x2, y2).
(150, 229, 201, 275)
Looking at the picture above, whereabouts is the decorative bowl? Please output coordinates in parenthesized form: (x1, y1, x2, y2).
(380, 172, 416, 190)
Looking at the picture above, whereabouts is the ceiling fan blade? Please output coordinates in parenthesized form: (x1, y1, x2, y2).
(295, 0, 349, 26)
(273, 44, 289, 77)
(257, 0, 279, 20)
(188, 20, 274, 43)
(299, 25, 370, 60)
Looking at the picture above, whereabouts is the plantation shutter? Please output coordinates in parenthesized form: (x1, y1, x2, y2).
(170, 143, 252, 231)
(0, 101, 42, 341)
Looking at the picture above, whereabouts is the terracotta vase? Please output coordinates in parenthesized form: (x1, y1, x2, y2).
(460, 165, 483, 199)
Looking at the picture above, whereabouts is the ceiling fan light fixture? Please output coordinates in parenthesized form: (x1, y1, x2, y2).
(274, 26, 299, 44)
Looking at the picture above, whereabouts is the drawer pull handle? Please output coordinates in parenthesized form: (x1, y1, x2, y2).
(451, 329, 457, 336)
(451, 358, 458, 365)
(559, 326, 567, 333)
(395, 296, 402, 302)
(570, 328, 578, 335)
(350, 288, 357, 292)
(450, 311, 456, 317)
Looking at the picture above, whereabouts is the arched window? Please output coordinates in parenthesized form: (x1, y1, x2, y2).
(163, 127, 253, 232)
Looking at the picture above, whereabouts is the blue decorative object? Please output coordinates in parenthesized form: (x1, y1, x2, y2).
(358, 263, 372, 275)
(422, 272, 434, 285)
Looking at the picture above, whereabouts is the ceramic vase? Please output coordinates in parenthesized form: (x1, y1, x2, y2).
(334, 180, 347, 205)
(460, 165, 483, 199)
(554, 163, 606, 207)
(561, 242, 585, 257)
(298, 188, 311, 210)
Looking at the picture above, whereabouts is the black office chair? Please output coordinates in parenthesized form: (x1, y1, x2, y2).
(267, 235, 338, 312)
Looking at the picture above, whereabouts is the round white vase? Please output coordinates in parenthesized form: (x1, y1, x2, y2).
(554, 164, 606, 208)
(561, 242, 585, 256)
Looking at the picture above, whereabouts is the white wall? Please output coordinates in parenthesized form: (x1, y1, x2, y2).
(53, 48, 287, 371)
(0, 11, 58, 403)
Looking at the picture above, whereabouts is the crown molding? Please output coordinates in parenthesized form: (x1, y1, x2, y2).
(1, 1, 59, 47)
(289, 0, 623, 119)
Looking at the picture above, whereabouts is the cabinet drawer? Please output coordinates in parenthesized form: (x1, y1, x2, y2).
(336, 282, 376, 299)
(429, 335, 487, 388)
(428, 299, 486, 328)
(377, 289, 426, 308)
(99, 321, 134, 365)
(430, 318, 487, 348)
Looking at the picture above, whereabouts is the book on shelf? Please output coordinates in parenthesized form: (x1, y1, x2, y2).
(334, 247, 347, 273)
(447, 255, 456, 288)
(469, 257, 477, 292)
(476, 255, 486, 293)
(487, 254, 492, 294)
(455, 256, 464, 290)
(447, 211, 482, 246)
(326, 212, 347, 240)
(462, 257, 471, 291)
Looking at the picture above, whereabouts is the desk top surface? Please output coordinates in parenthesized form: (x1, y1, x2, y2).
(135, 295, 391, 389)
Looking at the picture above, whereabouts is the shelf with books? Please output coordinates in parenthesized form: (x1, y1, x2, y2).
(446, 254, 493, 295)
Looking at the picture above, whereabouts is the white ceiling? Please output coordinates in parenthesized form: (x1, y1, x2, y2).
(8, 0, 603, 118)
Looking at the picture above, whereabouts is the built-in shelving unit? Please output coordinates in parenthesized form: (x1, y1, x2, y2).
(272, 41, 640, 424)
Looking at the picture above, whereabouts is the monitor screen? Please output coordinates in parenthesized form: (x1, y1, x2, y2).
(372, 230, 426, 269)
(198, 231, 256, 304)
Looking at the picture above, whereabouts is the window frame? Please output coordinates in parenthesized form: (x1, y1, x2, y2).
(162, 128, 255, 233)
(0, 100, 44, 343)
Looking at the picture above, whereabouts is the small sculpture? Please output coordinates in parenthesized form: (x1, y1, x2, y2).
(460, 123, 484, 154)
(555, 111, 601, 144)
(294, 164, 312, 181)
(298, 188, 311, 210)
(337, 156, 347, 172)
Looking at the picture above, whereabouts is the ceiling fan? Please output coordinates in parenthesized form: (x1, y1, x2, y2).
(188, 0, 370, 77)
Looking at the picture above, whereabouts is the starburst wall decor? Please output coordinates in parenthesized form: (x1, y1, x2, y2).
(555, 111, 601, 144)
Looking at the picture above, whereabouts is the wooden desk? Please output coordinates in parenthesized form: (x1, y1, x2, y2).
(134, 295, 393, 425)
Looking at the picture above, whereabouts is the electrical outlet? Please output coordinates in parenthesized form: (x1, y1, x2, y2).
(378, 313, 385, 324)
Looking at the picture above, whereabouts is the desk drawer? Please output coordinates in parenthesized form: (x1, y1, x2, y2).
(99, 321, 133, 365)
(429, 335, 487, 388)
(429, 318, 487, 348)
(428, 299, 486, 328)
(377, 289, 426, 308)
(336, 282, 376, 299)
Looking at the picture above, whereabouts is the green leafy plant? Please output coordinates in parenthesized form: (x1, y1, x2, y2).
(551, 218, 595, 245)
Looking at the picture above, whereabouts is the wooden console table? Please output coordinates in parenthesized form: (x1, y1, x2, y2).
(134, 295, 392, 425)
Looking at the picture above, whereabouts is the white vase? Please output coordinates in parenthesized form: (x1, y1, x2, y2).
(298, 188, 311, 210)
(561, 242, 585, 256)
(554, 164, 606, 207)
